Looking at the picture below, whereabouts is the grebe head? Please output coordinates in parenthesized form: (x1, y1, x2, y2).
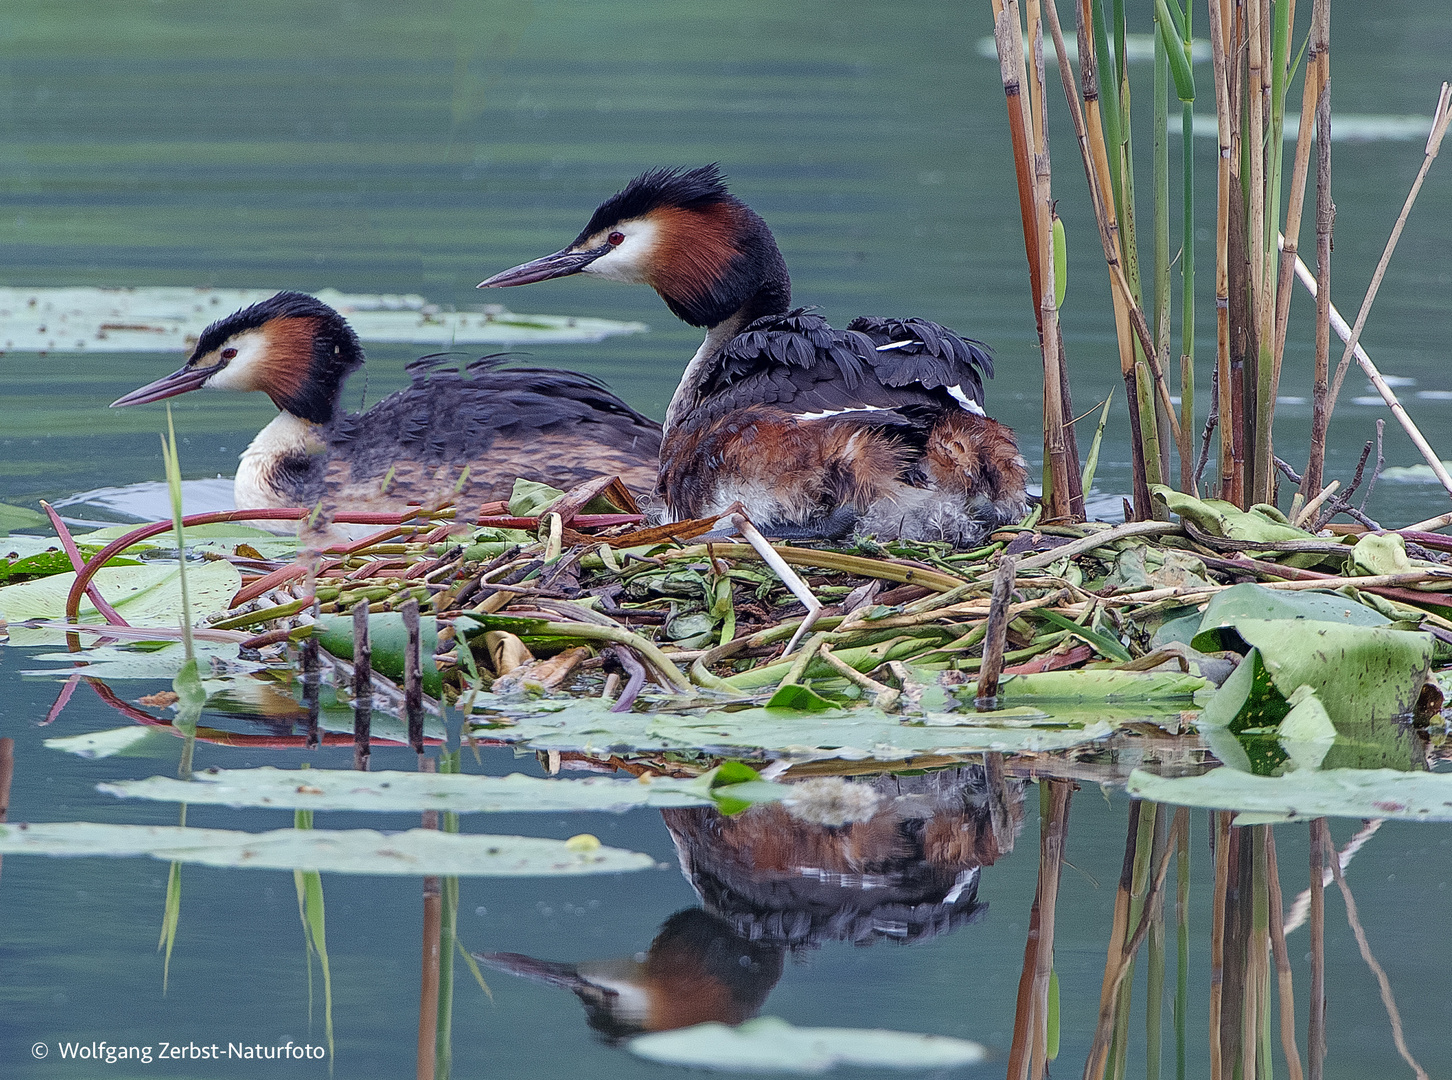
(110, 291, 363, 424)
(478, 165, 791, 328)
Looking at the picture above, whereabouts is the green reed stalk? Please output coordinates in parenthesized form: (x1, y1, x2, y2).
(1145, 808, 1169, 1080)
(1173, 809, 1189, 1080)
(1153, 26, 1173, 466)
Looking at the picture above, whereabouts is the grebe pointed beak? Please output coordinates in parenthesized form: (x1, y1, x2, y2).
(110, 362, 219, 407)
(477, 244, 611, 288)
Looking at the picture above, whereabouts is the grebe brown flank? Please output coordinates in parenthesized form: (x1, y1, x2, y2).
(111, 291, 662, 518)
(479, 166, 1028, 546)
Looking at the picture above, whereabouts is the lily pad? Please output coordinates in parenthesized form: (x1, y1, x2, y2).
(0, 286, 646, 353)
(24, 638, 257, 680)
(97, 766, 786, 815)
(628, 1017, 988, 1073)
(471, 697, 1121, 762)
(1195, 619, 1432, 728)
(0, 501, 47, 535)
(1193, 583, 1388, 652)
(0, 821, 656, 876)
(44, 726, 181, 759)
(0, 560, 241, 627)
(1126, 766, 1452, 823)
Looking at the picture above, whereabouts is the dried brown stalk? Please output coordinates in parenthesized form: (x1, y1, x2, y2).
(1265, 828, 1306, 1080)
(1302, 0, 1332, 498)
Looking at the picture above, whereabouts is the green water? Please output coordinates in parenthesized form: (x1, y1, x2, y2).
(3, 1, 1452, 1076)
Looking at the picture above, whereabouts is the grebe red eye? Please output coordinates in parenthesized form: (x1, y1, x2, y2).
(608, 231, 625, 246)
(221, 347, 238, 361)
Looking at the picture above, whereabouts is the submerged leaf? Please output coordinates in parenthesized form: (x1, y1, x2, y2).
(628, 1016, 988, 1072)
(0, 822, 656, 876)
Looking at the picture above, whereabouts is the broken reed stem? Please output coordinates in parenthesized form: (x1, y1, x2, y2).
(1308, 818, 1327, 1080)
(975, 555, 1018, 707)
(418, 755, 440, 1080)
(302, 609, 321, 750)
(1322, 824, 1429, 1080)
(352, 598, 372, 772)
(403, 598, 424, 755)
(1302, 0, 1332, 499)
(1264, 828, 1306, 1080)
(1279, 237, 1452, 499)
(1325, 82, 1452, 420)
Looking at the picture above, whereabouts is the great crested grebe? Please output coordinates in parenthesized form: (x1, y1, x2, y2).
(479, 165, 1029, 545)
(110, 291, 662, 516)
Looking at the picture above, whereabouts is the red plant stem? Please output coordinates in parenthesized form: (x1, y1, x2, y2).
(42, 501, 130, 626)
(84, 677, 443, 748)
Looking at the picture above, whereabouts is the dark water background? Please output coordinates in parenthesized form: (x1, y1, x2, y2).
(2, 1, 1452, 1076)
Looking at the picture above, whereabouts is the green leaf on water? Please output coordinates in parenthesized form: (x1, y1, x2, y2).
(1127, 766, 1452, 823)
(628, 1016, 988, 1072)
(766, 683, 840, 711)
(0, 501, 48, 535)
(98, 766, 787, 815)
(0, 822, 657, 876)
(0, 559, 240, 627)
(472, 697, 1122, 762)
(45, 726, 180, 760)
(994, 669, 1207, 701)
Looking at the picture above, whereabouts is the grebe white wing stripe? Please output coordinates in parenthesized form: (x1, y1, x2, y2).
(875, 340, 916, 351)
(946, 384, 986, 415)
(792, 406, 881, 421)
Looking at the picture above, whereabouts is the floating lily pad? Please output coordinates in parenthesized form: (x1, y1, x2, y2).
(0, 821, 656, 876)
(628, 1017, 988, 1073)
(24, 638, 257, 680)
(0, 559, 241, 627)
(0, 502, 47, 535)
(98, 766, 786, 815)
(44, 726, 180, 759)
(0, 286, 646, 353)
(1127, 766, 1452, 823)
(471, 697, 1120, 762)
(1195, 619, 1432, 729)
(1193, 583, 1388, 652)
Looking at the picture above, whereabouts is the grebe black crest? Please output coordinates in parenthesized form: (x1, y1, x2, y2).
(480, 166, 1028, 546)
(111, 291, 662, 517)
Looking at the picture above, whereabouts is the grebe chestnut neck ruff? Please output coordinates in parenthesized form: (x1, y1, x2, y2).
(479, 166, 1028, 546)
